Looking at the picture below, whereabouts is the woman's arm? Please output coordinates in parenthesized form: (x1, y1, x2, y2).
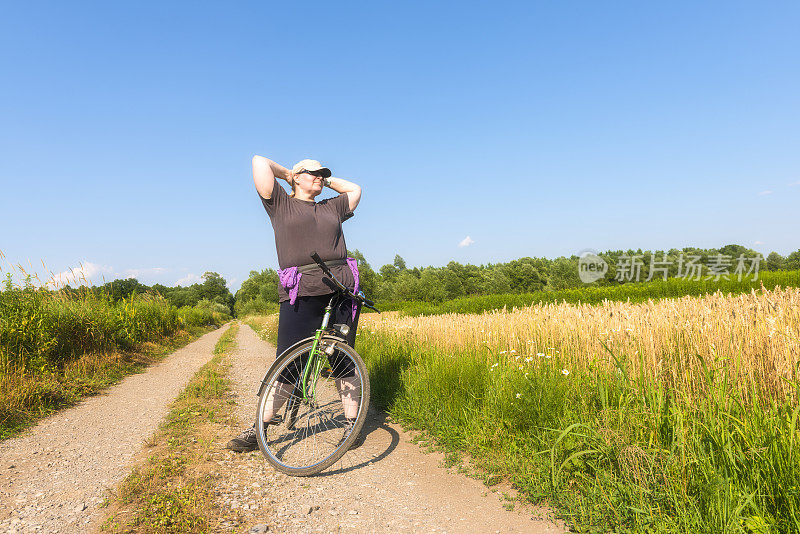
(327, 177, 362, 212)
(252, 155, 292, 199)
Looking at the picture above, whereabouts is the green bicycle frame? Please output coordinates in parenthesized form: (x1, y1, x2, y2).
(299, 300, 335, 400)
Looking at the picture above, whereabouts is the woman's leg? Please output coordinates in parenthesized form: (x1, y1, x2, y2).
(261, 381, 294, 423)
(336, 376, 361, 419)
(332, 298, 362, 420)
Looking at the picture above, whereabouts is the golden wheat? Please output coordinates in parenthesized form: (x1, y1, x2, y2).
(361, 286, 800, 400)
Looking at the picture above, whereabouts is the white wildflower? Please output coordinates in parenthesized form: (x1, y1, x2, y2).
(561, 369, 570, 376)
(516, 393, 522, 399)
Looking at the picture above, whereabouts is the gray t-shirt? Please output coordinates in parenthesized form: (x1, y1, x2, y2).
(260, 178, 356, 302)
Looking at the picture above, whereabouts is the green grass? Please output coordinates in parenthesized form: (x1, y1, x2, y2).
(372, 270, 800, 316)
(359, 332, 800, 533)
(102, 322, 239, 534)
(242, 314, 278, 345)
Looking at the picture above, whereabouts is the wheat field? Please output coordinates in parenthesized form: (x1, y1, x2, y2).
(361, 285, 800, 400)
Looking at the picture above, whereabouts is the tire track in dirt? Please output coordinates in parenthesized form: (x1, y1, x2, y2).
(220, 324, 566, 533)
(0, 325, 228, 534)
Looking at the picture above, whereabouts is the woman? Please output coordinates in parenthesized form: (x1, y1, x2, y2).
(226, 155, 363, 453)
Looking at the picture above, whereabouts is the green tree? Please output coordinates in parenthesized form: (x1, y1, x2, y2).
(785, 249, 800, 271)
(393, 271, 421, 301)
(418, 269, 448, 302)
(718, 243, 757, 259)
(548, 257, 581, 290)
(199, 272, 234, 312)
(766, 252, 785, 271)
(101, 277, 149, 302)
(481, 266, 511, 294)
(349, 249, 378, 299)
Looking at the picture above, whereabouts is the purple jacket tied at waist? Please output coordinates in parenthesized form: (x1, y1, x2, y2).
(278, 258, 360, 319)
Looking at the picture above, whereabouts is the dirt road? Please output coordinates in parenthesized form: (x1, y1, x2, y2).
(0, 326, 227, 534)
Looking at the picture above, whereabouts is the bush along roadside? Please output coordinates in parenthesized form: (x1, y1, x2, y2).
(358, 332, 800, 534)
(101, 322, 239, 533)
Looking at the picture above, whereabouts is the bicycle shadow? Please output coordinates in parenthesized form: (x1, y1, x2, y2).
(315, 410, 400, 477)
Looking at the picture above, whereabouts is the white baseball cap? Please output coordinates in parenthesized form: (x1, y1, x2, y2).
(292, 159, 331, 178)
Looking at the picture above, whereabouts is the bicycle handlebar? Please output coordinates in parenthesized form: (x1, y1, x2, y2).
(310, 252, 379, 311)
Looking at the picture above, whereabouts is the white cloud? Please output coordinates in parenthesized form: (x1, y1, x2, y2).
(757, 190, 773, 196)
(46, 261, 113, 288)
(122, 267, 168, 278)
(790, 180, 800, 186)
(226, 277, 239, 288)
(175, 273, 202, 287)
(458, 236, 475, 248)
(754, 241, 764, 245)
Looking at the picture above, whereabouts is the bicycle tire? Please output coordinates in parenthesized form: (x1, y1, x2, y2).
(255, 337, 370, 476)
(284, 382, 303, 430)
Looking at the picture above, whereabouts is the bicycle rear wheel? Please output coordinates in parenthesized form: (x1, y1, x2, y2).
(255, 337, 370, 476)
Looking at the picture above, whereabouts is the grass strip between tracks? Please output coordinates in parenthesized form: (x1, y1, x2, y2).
(101, 322, 239, 533)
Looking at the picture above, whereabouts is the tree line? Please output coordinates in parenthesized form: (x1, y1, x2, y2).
(37, 244, 797, 317)
(233, 244, 800, 315)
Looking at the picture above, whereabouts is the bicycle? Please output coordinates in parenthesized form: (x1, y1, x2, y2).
(254, 252, 379, 476)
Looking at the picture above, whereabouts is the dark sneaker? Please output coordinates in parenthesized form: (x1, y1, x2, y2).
(226, 419, 282, 452)
(338, 419, 365, 450)
(226, 426, 257, 452)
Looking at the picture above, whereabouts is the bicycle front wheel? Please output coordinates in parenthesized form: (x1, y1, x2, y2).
(255, 337, 370, 476)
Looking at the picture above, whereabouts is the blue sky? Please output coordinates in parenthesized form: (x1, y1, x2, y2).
(1, 2, 798, 292)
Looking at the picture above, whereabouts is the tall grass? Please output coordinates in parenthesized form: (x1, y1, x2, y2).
(375, 269, 800, 317)
(0, 277, 225, 375)
(358, 286, 800, 532)
(0, 273, 229, 439)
